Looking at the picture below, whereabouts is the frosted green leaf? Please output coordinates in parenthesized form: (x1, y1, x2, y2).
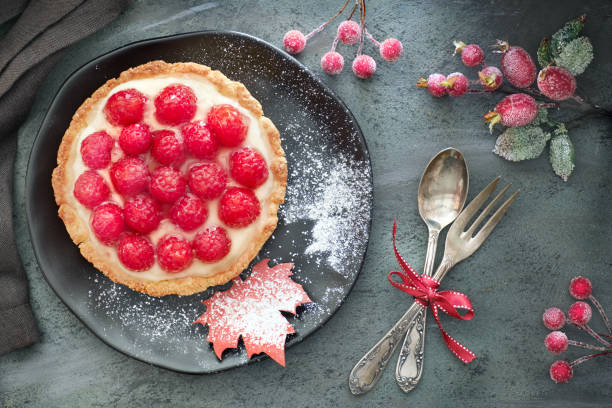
(555, 37, 593, 75)
(537, 38, 553, 67)
(551, 15, 585, 57)
(549, 130, 574, 181)
(493, 126, 550, 162)
(531, 107, 549, 126)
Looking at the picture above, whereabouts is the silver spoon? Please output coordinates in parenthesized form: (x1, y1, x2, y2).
(349, 148, 468, 395)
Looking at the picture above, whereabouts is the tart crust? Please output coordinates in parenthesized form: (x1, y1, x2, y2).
(52, 61, 287, 297)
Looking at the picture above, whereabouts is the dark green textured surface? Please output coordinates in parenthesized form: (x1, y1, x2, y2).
(2, 0, 612, 406)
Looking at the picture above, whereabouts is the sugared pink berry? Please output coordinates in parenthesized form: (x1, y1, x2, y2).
(337, 20, 361, 45)
(103, 89, 147, 127)
(169, 194, 208, 231)
(283, 30, 306, 54)
(73, 170, 110, 209)
(80, 131, 114, 169)
(151, 130, 185, 167)
(550, 360, 573, 383)
(156, 235, 193, 273)
(352, 55, 376, 79)
(545, 331, 568, 354)
(91, 202, 124, 245)
(442, 72, 468, 97)
(537, 66, 576, 101)
(483, 93, 538, 131)
(380, 38, 403, 62)
(478, 66, 503, 91)
(193, 226, 232, 262)
(117, 233, 155, 271)
(568, 301, 592, 325)
(321, 51, 344, 75)
(543, 307, 566, 330)
(454, 41, 484, 67)
(118, 123, 152, 155)
(496, 41, 537, 88)
(149, 166, 186, 204)
(417, 73, 447, 97)
(569, 276, 592, 300)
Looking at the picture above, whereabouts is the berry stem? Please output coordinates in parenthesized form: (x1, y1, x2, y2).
(538, 103, 560, 109)
(304, 0, 352, 40)
(330, 35, 340, 52)
(364, 28, 380, 47)
(574, 323, 612, 346)
(567, 339, 609, 351)
(356, 0, 366, 55)
(590, 295, 612, 334)
(570, 350, 612, 368)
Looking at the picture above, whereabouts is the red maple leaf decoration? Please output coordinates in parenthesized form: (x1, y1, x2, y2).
(194, 259, 311, 366)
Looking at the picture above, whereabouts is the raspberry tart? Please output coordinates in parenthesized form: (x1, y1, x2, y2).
(52, 61, 287, 296)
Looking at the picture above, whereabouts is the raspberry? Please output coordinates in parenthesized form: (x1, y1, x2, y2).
(117, 233, 155, 271)
(218, 187, 261, 228)
(229, 147, 269, 188)
(154, 84, 197, 126)
(545, 331, 568, 354)
(181, 120, 219, 159)
(417, 73, 447, 97)
(442, 72, 468, 97)
(568, 301, 592, 325)
(80, 131, 114, 169)
(193, 226, 231, 262)
(283, 30, 306, 54)
(103, 89, 147, 127)
(543, 307, 566, 330)
(478, 66, 503, 91)
(321, 51, 344, 75)
(537, 66, 576, 101)
(91, 202, 124, 245)
(188, 162, 227, 200)
(337, 20, 361, 45)
(169, 194, 208, 231)
(483, 93, 538, 131)
(118, 123, 152, 155)
(455, 42, 484, 67)
(569, 276, 592, 300)
(497, 41, 537, 88)
(151, 129, 185, 166)
(109, 156, 149, 196)
(206, 105, 249, 147)
(150, 166, 186, 204)
(379, 38, 403, 62)
(156, 235, 193, 272)
(73, 170, 110, 208)
(123, 194, 162, 234)
(352, 55, 376, 79)
(550, 360, 573, 383)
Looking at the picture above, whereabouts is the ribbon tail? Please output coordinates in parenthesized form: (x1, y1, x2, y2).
(431, 306, 476, 364)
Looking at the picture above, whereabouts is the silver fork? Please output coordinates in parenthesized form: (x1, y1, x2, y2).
(349, 177, 519, 395)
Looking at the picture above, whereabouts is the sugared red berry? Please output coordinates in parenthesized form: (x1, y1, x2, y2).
(337, 20, 361, 45)
(569, 276, 592, 300)
(352, 55, 376, 79)
(283, 30, 306, 54)
(478, 66, 503, 91)
(443, 72, 469, 97)
(154, 84, 197, 126)
(229, 147, 269, 188)
(188, 162, 227, 200)
(123, 195, 161, 234)
(74, 170, 110, 208)
(80, 131, 114, 169)
(417, 73, 447, 97)
(150, 166, 186, 203)
(110, 156, 149, 196)
(118, 123, 152, 155)
(156, 235, 193, 272)
(568, 301, 592, 325)
(498, 43, 537, 88)
(537, 66, 576, 101)
(543, 307, 566, 330)
(545, 331, 568, 354)
(169, 194, 208, 231)
(193, 226, 231, 262)
(380, 38, 403, 62)
(103, 89, 147, 127)
(182, 120, 219, 159)
(550, 360, 573, 383)
(206, 105, 249, 147)
(459, 43, 484, 67)
(151, 129, 185, 166)
(117, 233, 154, 271)
(218, 187, 261, 228)
(484, 93, 538, 131)
(91, 202, 124, 244)
(321, 51, 344, 75)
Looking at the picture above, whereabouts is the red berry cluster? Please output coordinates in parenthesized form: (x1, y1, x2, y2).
(73, 85, 269, 273)
(542, 276, 612, 383)
(282, 0, 402, 79)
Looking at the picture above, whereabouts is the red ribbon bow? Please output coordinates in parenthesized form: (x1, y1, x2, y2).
(388, 220, 476, 363)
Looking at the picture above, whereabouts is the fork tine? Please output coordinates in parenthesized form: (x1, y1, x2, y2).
(451, 177, 500, 231)
(465, 184, 511, 237)
(473, 189, 520, 243)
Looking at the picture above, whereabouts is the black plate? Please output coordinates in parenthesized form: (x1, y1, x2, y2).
(25, 31, 372, 373)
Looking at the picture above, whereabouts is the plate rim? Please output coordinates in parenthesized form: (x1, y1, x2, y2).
(24, 30, 374, 374)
